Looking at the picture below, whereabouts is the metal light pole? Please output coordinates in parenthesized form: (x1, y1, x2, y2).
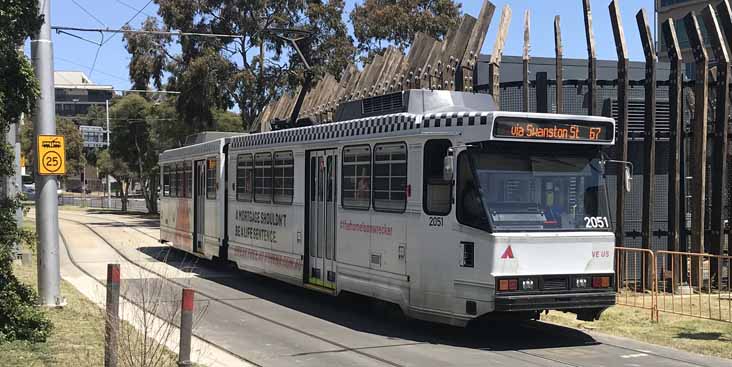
(31, 0, 63, 307)
(106, 99, 111, 208)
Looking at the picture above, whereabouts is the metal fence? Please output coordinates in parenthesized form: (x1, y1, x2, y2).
(615, 247, 732, 324)
(58, 195, 150, 212)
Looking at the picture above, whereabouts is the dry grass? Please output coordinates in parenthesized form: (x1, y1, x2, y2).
(542, 304, 732, 360)
(0, 243, 182, 366)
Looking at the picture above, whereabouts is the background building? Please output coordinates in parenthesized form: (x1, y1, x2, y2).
(54, 71, 114, 118)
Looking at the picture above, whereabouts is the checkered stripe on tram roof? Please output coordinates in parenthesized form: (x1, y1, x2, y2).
(421, 111, 490, 128)
(229, 113, 418, 148)
(228, 111, 494, 149)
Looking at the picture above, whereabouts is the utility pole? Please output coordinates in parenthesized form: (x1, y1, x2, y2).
(106, 99, 111, 208)
(31, 0, 63, 307)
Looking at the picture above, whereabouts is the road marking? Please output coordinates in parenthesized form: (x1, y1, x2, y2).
(620, 353, 648, 359)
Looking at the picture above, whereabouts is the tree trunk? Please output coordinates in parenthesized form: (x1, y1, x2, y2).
(121, 179, 129, 212)
(143, 174, 158, 214)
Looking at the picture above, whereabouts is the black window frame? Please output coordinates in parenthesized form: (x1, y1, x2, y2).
(236, 153, 254, 202)
(273, 151, 294, 205)
(372, 142, 408, 213)
(423, 139, 453, 216)
(254, 152, 273, 203)
(163, 165, 170, 197)
(341, 144, 372, 210)
(206, 157, 217, 200)
(456, 150, 491, 232)
(184, 160, 192, 198)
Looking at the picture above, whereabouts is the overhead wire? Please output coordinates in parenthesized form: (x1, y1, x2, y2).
(71, 0, 107, 28)
(53, 26, 248, 39)
(102, 0, 154, 46)
(55, 56, 129, 82)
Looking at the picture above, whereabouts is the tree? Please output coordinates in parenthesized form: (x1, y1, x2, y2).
(212, 109, 245, 132)
(108, 94, 173, 213)
(0, 0, 51, 342)
(20, 117, 86, 184)
(350, 0, 461, 62)
(123, 0, 355, 131)
(96, 149, 132, 211)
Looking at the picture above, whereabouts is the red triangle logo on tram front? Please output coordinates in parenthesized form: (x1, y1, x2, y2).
(500, 246, 514, 259)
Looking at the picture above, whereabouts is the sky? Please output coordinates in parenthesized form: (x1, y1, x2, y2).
(35, 0, 657, 92)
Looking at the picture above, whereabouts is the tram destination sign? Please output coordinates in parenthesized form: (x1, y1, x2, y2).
(492, 117, 613, 143)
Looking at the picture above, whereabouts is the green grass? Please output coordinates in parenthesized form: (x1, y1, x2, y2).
(542, 305, 732, 359)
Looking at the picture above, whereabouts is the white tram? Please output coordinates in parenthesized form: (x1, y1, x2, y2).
(160, 90, 619, 326)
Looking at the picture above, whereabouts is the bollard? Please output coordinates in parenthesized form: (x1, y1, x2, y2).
(178, 288, 194, 367)
(104, 264, 120, 367)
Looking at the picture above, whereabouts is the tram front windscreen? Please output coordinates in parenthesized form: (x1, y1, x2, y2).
(457, 144, 612, 232)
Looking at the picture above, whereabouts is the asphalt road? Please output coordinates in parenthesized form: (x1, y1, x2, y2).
(53, 209, 731, 367)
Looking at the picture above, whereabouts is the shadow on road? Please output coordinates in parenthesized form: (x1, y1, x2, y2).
(137, 245, 600, 352)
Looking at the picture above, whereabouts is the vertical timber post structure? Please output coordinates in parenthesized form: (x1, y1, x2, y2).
(522, 10, 530, 112)
(582, 0, 597, 116)
(554, 16, 563, 114)
(30, 0, 62, 306)
(717, 0, 732, 262)
(684, 11, 709, 287)
(488, 5, 512, 108)
(637, 10, 656, 283)
(609, 0, 628, 247)
(702, 4, 730, 280)
(662, 18, 684, 285)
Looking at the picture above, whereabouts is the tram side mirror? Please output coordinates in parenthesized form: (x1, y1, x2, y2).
(600, 159, 633, 193)
(443, 148, 454, 181)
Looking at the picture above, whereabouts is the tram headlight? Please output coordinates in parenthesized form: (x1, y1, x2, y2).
(575, 277, 589, 288)
(520, 279, 535, 290)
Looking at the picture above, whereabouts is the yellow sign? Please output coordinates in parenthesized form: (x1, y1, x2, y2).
(20, 153, 26, 168)
(37, 135, 66, 175)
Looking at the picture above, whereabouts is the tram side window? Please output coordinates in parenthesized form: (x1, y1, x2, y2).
(184, 161, 192, 198)
(236, 154, 253, 202)
(342, 145, 371, 210)
(255, 152, 273, 203)
(163, 165, 170, 197)
(373, 142, 407, 213)
(172, 163, 180, 198)
(423, 139, 452, 215)
(206, 158, 217, 199)
(274, 151, 294, 204)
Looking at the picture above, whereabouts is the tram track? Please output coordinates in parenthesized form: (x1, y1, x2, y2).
(55, 212, 409, 367)
(50, 220, 262, 367)
(54, 210, 717, 367)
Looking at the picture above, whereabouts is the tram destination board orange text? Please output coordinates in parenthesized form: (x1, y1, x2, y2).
(493, 117, 612, 143)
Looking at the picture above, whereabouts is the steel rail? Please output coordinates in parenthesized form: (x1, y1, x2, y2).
(57, 214, 408, 367)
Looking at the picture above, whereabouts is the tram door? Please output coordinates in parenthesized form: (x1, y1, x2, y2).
(193, 160, 206, 254)
(307, 149, 337, 289)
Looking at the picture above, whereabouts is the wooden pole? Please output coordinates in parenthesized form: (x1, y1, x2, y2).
(554, 16, 563, 114)
(609, 0, 628, 247)
(717, 0, 732, 261)
(637, 9, 657, 286)
(662, 18, 683, 286)
(702, 4, 730, 281)
(684, 11, 709, 287)
(489, 5, 512, 108)
(523, 9, 530, 112)
(582, 0, 597, 115)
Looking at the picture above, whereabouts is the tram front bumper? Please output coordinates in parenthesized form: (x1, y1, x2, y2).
(494, 291, 615, 312)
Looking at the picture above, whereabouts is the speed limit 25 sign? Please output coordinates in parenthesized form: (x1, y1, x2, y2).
(37, 135, 66, 175)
